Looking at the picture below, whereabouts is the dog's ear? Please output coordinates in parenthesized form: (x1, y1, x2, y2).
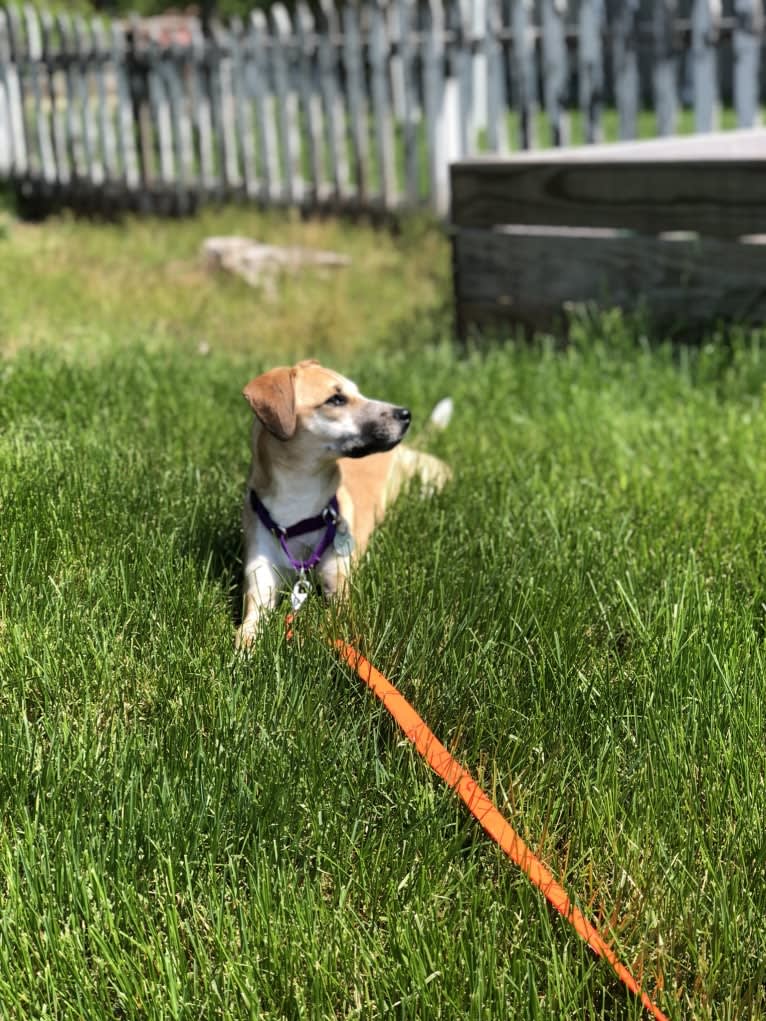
(242, 366, 297, 440)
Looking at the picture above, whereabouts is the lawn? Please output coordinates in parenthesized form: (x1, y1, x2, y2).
(1, 207, 765, 1020)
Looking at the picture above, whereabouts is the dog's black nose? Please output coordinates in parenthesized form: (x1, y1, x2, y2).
(394, 406, 411, 424)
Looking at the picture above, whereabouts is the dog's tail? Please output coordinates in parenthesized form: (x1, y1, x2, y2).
(407, 396, 453, 455)
(428, 397, 454, 431)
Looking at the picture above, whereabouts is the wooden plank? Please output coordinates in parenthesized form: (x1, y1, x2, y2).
(653, 0, 679, 136)
(541, 0, 569, 147)
(733, 0, 763, 128)
(612, 0, 640, 140)
(578, 0, 604, 144)
(450, 153, 766, 237)
(453, 127, 766, 163)
(691, 0, 721, 132)
(369, 0, 397, 207)
(453, 227, 766, 332)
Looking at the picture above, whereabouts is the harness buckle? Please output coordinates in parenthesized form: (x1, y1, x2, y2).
(322, 503, 340, 525)
(290, 574, 312, 613)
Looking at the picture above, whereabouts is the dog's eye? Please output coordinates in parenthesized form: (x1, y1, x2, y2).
(324, 393, 347, 407)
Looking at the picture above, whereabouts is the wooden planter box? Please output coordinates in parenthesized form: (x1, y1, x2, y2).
(450, 129, 766, 339)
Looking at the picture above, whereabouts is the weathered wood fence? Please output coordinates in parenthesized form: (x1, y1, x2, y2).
(0, 1, 765, 217)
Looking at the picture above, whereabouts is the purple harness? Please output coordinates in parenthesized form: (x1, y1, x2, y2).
(250, 489, 339, 572)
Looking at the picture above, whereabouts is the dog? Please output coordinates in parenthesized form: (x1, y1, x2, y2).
(237, 359, 451, 646)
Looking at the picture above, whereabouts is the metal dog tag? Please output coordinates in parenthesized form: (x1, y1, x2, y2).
(333, 520, 355, 557)
(290, 577, 312, 613)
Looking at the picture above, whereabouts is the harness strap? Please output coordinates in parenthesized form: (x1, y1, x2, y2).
(250, 489, 339, 572)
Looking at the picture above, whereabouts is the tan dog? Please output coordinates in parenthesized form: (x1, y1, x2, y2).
(238, 359, 450, 645)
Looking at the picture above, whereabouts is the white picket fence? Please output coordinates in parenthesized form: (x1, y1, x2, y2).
(0, 1, 764, 217)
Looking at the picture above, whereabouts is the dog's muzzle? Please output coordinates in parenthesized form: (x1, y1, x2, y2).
(341, 404, 411, 458)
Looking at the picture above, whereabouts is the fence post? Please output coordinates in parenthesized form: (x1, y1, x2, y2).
(126, 15, 154, 194)
(653, 0, 679, 135)
(110, 16, 140, 192)
(470, 0, 487, 137)
(484, 0, 507, 152)
(212, 20, 242, 196)
(163, 19, 197, 201)
(0, 8, 13, 175)
(5, 5, 29, 177)
(342, 1, 370, 205)
(295, 3, 323, 204)
(146, 19, 176, 191)
(387, 0, 405, 122)
(691, 0, 721, 132)
(188, 18, 216, 198)
(612, 0, 639, 140)
(317, 0, 350, 204)
(53, 13, 81, 183)
(424, 0, 447, 212)
(733, 0, 763, 127)
(511, 0, 538, 150)
(271, 4, 302, 204)
(76, 16, 107, 187)
(25, 5, 56, 184)
(92, 16, 120, 188)
(39, 8, 63, 182)
(247, 11, 278, 204)
(578, 0, 604, 144)
(369, 0, 398, 208)
(396, 0, 420, 202)
(541, 0, 569, 147)
(454, 0, 473, 156)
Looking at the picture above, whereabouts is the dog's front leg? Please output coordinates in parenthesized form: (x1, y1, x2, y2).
(237, 555, 281, 648)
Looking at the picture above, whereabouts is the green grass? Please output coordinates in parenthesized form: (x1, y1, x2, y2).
(1, 210, 765, 1020)
(0, 206, 448, 364)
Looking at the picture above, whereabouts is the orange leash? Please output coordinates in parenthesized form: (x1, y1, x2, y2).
(332, 638, 669, 1021)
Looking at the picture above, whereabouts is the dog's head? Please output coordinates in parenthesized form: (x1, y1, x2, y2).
(243, 360, 411, 460)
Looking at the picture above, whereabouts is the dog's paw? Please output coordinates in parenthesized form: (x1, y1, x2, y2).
(235, 620, 260, 652)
